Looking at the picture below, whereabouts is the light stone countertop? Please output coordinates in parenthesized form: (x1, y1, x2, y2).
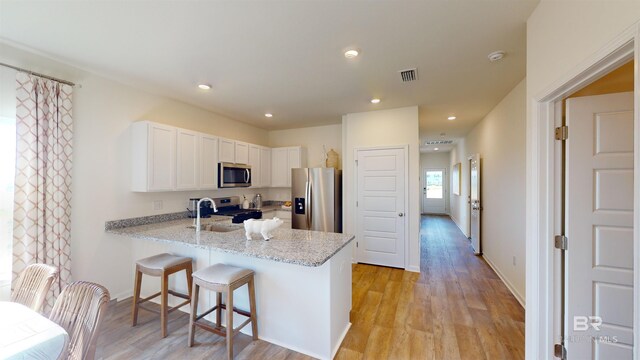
(107, 217, 354, 267)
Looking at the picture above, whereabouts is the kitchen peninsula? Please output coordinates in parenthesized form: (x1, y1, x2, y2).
(106, 214, 354, 360)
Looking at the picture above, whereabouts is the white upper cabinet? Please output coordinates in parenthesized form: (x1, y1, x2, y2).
(176, 129, 199, 190)
(131, 121, 176, 192)
(249, 145, 261, 188)
(260, 147, 271, 188)
(199, 134, 218, 190)
(219, 138, 235, 163)
(271, 146, 306, 187)
(235, 141, 249, 165)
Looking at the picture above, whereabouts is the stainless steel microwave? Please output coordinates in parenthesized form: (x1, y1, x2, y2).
(218, 162, 251, 188)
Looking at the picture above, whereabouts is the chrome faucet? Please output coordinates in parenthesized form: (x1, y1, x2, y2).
(194, 197, 218, 233)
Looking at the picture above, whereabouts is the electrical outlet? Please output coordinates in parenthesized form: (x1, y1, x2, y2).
(152, 200, 163, 211)
(513, 256, 516, 266)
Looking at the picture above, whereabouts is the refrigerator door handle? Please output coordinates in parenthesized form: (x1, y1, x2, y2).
(304, 180, 311, 230)
(308, 180, 313, 229)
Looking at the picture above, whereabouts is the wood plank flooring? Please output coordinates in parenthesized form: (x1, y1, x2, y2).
(334, 215, 525, 360)
(95, 215, 524, 359)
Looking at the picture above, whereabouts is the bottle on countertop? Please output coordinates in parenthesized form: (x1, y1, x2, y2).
(242, 195, 250, 209)
(253, 193, 262, 209)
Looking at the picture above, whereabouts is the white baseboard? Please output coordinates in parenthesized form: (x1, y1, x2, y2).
(405, 265, 420, 273)
(113, 290, 133, 301)
(257, 334, 326, 360)
(331, 322, 352, 359)
(482, 254, 525, 308)
(449, 214, 469, 238)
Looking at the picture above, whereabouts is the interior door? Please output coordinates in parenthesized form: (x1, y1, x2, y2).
(469, 154, 481, 254)
(422, 168, 446, 214)
(356, 148, 406, 268)
(566, 92, 634, 359)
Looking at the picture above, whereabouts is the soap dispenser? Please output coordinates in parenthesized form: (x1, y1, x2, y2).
(242, 195, 250, 209)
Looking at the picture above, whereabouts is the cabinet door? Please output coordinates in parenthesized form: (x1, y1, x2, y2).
(248, 145, 261, 188)
(148, 123, 176, 191)
(219, 138, 235, 163)
(287, 147, 302, 186)
(235, 141, 249, 164)
(200, 135, 218, 189)
(271, 148, 288, 187)
(260, 147, 271, 187)
(176, 129, 199, 190)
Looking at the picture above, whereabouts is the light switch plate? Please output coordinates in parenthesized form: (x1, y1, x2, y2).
(152, 200, 163, 211)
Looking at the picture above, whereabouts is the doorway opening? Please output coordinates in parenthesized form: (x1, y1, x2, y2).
(422, 168, 447, 214)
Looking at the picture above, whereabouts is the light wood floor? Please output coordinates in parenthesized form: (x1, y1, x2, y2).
(96, 215, 524, 359)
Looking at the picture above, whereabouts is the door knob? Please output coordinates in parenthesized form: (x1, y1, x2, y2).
(398, 212, 404, 217)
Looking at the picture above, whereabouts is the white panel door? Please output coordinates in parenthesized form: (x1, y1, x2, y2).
(469, 154, 481, 255)
(219, 138, 235, 163)
(200, 135, 218, 189)
(422, 168, 447, 214)
(176, 129, 199, 190)
(566, 92, 634, 359)
(260, 147, 271, 187)
(249, 145, 261, 188)
(356, 148, 406, 268)
(148, 123, 175, 191)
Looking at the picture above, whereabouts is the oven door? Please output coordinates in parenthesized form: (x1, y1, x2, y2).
(218, 163, 251, 188)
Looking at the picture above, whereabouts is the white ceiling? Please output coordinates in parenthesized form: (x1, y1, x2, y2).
(0, 1, 537, 140)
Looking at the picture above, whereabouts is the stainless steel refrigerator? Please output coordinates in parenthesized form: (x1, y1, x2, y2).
(292, 168, 342, 233)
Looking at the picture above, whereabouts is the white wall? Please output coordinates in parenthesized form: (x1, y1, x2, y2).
(0, 43, 270, 299)
(267, 124, 341, 201)
(419, 152, 450, 214)
(451, 79, 526, 305)
(342, 106, 421, 272)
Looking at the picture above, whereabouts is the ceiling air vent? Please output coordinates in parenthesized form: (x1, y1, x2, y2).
(424, 140, 454, 145)
(399, 68, 418, 82)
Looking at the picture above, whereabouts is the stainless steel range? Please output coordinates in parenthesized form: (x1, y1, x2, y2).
(212, 196, 262, 223)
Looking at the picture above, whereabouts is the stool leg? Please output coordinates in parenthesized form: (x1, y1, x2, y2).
(188, 283, 199, 347)
(226, 289, 234, 360)
(161, 271, 169, 338)
(185, 262, 193, 303)
(131, 267, 142, 327)
(216, 292, 222, 328)
(248, 276, 258, 340)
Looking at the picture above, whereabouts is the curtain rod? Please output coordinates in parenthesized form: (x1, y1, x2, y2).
(0, 61, 76, 86)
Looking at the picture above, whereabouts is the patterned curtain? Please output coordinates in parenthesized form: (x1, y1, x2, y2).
(12, 73, 73, 313)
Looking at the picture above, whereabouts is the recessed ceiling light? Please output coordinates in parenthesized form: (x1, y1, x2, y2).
(198, 84, 211, 90)
(434, 148, 439, 151)
(488, 51, 505, 62)
(344, 49, 359, 59)
(447, 116, 456, 120)
(370, 98, 381, 104)
(264, 113, 273, 118)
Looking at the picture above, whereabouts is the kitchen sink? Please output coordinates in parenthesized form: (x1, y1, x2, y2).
(188, 223, 243, 233)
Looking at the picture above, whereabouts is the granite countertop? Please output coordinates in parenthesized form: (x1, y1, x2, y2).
(107, 217, 354, 267)
(259, 205, 292, 212)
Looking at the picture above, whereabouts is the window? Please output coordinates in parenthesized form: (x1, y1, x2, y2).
(0, 116, 15, 288)
(425, 170, 444, 199)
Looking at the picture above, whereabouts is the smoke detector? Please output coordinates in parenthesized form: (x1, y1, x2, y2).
(488, 51, 505, 62)
(399, 68, 418, 82)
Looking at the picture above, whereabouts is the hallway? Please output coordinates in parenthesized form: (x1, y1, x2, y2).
(336, 215, 525, 359)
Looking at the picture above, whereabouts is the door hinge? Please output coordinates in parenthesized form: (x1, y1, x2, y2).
(356, 201, 358, 207)
(555, 126, 568, 141)
(356, 242, 358, 248)
(554, 343, 567, 359)
(555, 235, 568, 251)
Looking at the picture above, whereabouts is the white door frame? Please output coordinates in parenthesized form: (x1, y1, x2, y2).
(422, 167, 447, 214)
(526, 24, 640, 359)
(354, 145, 410, 269)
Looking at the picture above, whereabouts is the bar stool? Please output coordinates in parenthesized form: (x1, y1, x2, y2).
(131, 253, 193, 338)
(188, 264, 258, 360)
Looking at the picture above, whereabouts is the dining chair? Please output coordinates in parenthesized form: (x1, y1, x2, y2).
(49, 281, 110, 360)
(11, 263, 59, 312)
